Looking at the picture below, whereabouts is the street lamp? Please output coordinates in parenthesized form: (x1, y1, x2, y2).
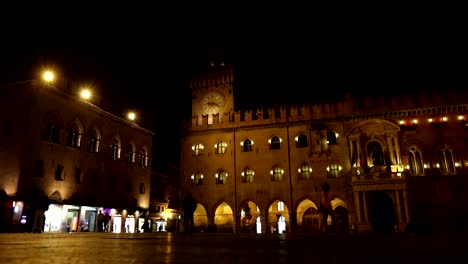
(127, 111, 136, 121)
(42, 70, 55, 83)
(80, 88, 92, 101)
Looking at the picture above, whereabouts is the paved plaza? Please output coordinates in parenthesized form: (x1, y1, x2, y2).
(0, 232, 465, 263)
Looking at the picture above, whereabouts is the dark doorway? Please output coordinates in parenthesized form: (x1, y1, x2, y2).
(369, 191, 396, 233)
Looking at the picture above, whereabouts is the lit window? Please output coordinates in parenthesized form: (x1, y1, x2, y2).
(87, 129, 101, 153)
(191, 172, 204, 185)
(111, 139, 121, 160)
(215, 141, 228, 154)
(192, 143, 204, 156)
(67, 122, 82, 149)
(216, 170, 228, 184)
(327, 163, 341, 178)
(127, 144, 136, 164)
(241, 168, 255, 183)
(277, 201, 285, 211)
(296, 133, 308, 148)
(270, 166, 284, 182)
(139, 149, 148, 168)
(298, 163, 312, 180)
(408, 146, 424, 176)
(269, 136, 282, 150)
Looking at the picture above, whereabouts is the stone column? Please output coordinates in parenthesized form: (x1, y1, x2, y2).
(395, 190, 403, 224)
(403, 190, 410, 223)
(354, 191, 362, 223)
(362, 191, 369, 223)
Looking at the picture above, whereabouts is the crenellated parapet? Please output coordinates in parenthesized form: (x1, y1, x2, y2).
(189, 65, 234, 90)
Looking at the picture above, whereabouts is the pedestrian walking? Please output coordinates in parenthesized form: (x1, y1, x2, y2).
(319, 182, 336, 233)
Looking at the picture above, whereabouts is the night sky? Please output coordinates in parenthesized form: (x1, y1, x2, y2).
(1, 16, 467, 169)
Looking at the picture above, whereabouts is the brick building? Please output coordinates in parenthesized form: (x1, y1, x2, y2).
(180, 62, 468, 234)
(0, 80, 153, 233)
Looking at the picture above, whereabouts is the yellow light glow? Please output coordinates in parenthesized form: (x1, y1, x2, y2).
(399, 120, 404, 125)
(442, 116, 447, 122)
(458, 115, 464, 120)
(413, 119, 418, 124)
(80, 89, 92, 100)
(428, 118, 433, 123)
(127, 112, 136, 121)
(43, 71, 55, 82)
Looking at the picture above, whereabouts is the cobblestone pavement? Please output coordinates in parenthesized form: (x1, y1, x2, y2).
(0, 232, 465, 264)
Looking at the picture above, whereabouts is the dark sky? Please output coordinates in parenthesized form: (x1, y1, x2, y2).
(1, 16, 467, 169)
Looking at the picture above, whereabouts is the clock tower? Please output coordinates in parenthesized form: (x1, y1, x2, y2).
(190, 58, 235, 125)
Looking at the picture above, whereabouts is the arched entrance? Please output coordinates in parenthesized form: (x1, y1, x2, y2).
(369, 191, 396, 233)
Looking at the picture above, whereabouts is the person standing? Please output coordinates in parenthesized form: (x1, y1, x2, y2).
(97, 210, 104, 232)
(319, 182, 336, 233)
(183, 192, 197, 233)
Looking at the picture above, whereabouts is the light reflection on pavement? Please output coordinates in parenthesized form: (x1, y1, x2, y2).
(0, 232, 465, 263)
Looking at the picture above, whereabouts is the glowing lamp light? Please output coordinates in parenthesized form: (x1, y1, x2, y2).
(413, 119, 418, 124)
(428, 118, 433, 123)
(458, 115, 464, 120)
(399, 120, 404, 125)
(80, 89, 92, 100)
(127, 112, 136, 121)
(442, 116, 448, 122)
(42, 71, 55, 82)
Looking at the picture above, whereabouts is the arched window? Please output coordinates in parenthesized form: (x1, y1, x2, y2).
(192, 143, 204, 156)
(408, 146, 424, 175)
(367, 141, 384, 166)
(270, 166, 284, 182)
(67, 121, 82, 148)
(327, 163, 342, 178)
(242, 139, 253, 152)
(269, 136, 282, 150)
(298, 163, 312, 180)
(43, 113, 62, 144)
(327, 131, 338, 145)
(111, 139, 121, 160)
(215, 141, 227, 154)
(216, 169, 228, 184)
(438, 144, 456, 175)
(241, 168, 255, 183)
(139, 148, 148, 168)
(127, 144, 136, 164)
(87, 129, 101, 153)
(296, 133, 308, 148)
(191, 172, 204, 185)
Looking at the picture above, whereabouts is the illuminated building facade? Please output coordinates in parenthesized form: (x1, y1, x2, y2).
(180, 62, 468, 234)
(0, 80, 153, 233)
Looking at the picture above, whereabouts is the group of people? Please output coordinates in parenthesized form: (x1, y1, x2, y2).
(97, 210, 111, 232)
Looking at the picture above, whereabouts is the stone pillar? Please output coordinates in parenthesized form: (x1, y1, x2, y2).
(387, 136, 396, 164)
(403, 190, 410, 223)
(354, 191, 362, 223)
(395, 190, 403, 224)
(362, 191, 369, 223)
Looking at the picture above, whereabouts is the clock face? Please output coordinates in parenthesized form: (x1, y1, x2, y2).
(201, 92, 225, 114)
